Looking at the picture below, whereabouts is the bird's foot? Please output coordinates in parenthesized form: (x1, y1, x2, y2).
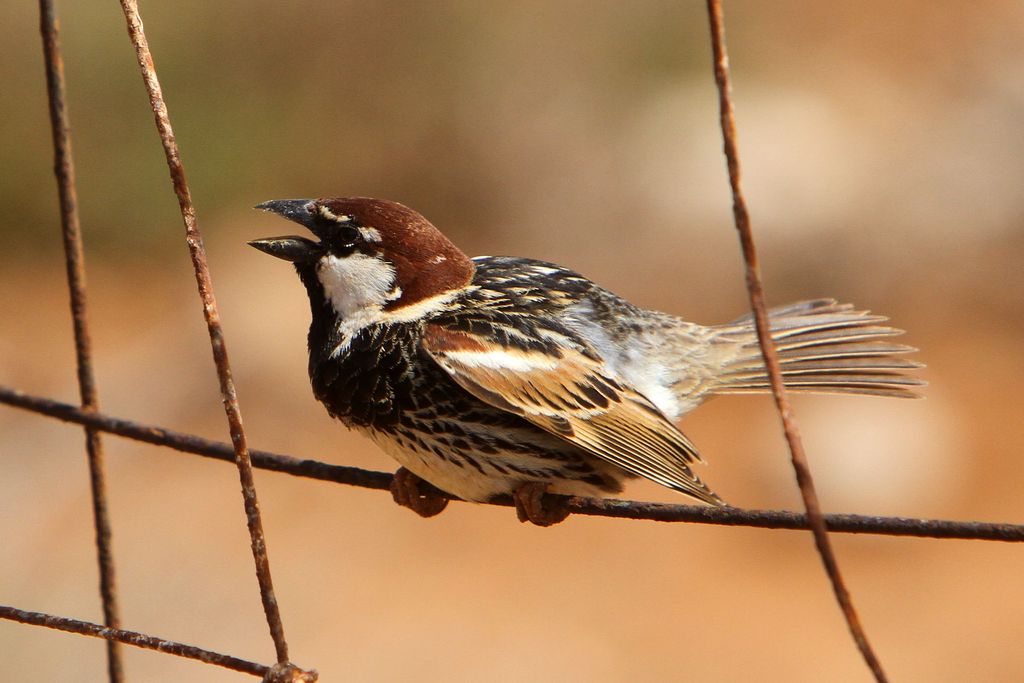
(390, 467, 449, 518)
(512, 482, 570, 527)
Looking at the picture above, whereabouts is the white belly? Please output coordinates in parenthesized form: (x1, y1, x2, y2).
(364, 427, 617, 502)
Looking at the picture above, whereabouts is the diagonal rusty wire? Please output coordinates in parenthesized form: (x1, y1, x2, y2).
(38, 2, 124, 680)
(117, 0, 291, 667)
(705, 1, 888, 680)
(4, 385, 1024, 542)
(0, 605, 269, 679)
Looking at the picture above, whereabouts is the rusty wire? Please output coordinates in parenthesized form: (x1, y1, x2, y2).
(116, 0, 292, 668)
(0, 605, 318, 682)
(4, 385, 1024, 542)
(38, 1, 124, 680)
(705, 1, 888, 680)
(0, 605, 270, 679)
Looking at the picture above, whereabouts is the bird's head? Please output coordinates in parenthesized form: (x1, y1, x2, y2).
(250, 197, 475, 319)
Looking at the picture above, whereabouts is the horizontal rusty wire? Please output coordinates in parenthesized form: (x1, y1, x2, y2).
(3, 385, 1022, 542)
(0, 605, 316, 682)
(705, 1, 887, 679)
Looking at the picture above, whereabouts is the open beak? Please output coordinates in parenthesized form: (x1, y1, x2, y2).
(251, 199, 323, 261)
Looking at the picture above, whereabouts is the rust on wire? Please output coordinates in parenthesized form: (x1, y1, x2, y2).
(38, 2, 125, 680)
(4, 385, 1024, 543)
(0, 604, 316, 680)
(117, 0, 290, 666)
(704, 2, 888, 681)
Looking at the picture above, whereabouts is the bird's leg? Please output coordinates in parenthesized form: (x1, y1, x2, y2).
(512, 482, 570, 527)
(390, 467, 449, 518)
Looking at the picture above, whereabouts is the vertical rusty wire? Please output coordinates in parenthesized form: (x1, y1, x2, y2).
(116, 0, 295, 669)
(38, 2, 124, 680)
(704, 2, 888, 681)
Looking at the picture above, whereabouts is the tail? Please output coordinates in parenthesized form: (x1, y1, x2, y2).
(710, 299, 924, 398)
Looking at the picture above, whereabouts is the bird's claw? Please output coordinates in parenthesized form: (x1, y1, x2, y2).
(512, 482, 570, 527)
(390, 467, 449, 518)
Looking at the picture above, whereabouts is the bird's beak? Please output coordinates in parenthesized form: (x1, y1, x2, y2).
(252, 199, 325, 261)
(248, 236, 321, 262)
(254, 199, 317, 227)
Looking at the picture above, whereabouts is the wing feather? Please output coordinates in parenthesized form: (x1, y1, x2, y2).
(422, 324, 722, 505)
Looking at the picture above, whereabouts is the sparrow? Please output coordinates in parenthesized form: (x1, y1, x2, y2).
(250, 197, 922, 526)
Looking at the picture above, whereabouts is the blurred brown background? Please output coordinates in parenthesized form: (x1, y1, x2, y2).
(2, 1, 1023, 681)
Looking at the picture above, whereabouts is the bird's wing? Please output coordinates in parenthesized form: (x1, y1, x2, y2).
(421, 323, 722, 504)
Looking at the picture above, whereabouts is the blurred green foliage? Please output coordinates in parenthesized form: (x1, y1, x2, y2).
(1, 1, 717, 260)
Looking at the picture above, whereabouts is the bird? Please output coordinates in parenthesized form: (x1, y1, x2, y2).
(249, 197, 923, 526)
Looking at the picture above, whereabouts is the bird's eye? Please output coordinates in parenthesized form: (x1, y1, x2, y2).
(337, 225, 360, 246)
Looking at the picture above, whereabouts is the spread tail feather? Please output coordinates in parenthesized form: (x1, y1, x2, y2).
(711, 299, 925, 398)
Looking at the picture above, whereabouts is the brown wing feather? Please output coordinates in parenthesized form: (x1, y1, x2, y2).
(422, 325, 723, 505)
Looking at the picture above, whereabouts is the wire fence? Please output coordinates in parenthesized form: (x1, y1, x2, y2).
(2, 1, 1021, 680)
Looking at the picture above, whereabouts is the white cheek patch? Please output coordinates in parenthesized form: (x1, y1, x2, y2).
(316, 253, 399, 320)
